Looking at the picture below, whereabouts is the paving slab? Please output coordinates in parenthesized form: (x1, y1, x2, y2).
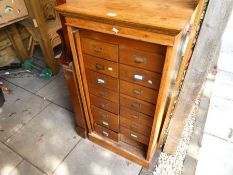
(9, 160, 45, 175)
(6, 103, 81, 175)
(195, 134, 233, 175)
(221, 27, 233, 53)
(36, 74, 72, 111)
(212, 71, 233, 101)
(204, 95, 233, 141)
(217, 52, 233, 74)
(0, 81, 50, 142)
(0, 142, 22, 175)
(52, 139, 141, 175)
(4, 72, 59, 94)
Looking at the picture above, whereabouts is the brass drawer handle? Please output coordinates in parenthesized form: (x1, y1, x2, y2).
(133, 89, 142, 96)
(102, 113, 109, 118)
(102, 121, 109, 126)
(101, 104, 108, 109)
(99, 91, 108, 97)
(134, 55, 147, 64)
(102, 131, 109, 137)
(131, 102, 141, 109)
(96, 63, 105, 70)
(94, 46, 103, 53)
(130, 133, 138, 139)
(97, 78, 105, 84)
(133, 74, 144, 81)
(131, 115, 139, 120)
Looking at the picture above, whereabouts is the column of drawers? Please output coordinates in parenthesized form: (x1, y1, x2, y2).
(81, 32, 165, 147)
(119, 44, 164, 146)
(82, 37, 120, 142)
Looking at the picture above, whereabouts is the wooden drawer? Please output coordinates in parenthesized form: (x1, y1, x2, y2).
(119, 45, 165, 73)
(89, 84, 119, 103)
(90, 94, 119, 115)
(120, 117, 151, 136)
(120, 94, 155, 116)
(120, 64, 161, 90)
(120, 126, 149, 145)
(81, 37, 118, 62)
(94, 124, 119, 142)
(120, 134, 147, 150)
(92, 106, 119, 132)
(120, 80, 158, 104)
(86, 69, 119, 92)
(120, 106, 153, 127)
(84, 54, 118, 78)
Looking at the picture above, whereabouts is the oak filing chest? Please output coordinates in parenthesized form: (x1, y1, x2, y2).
(56, 0, 199, 168)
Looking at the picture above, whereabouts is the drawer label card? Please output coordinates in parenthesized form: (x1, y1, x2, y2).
(134, 74, 144, 81)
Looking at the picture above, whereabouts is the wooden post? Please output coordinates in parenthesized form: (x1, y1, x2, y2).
(24, 0, 59, 75)
(163, 0, 233, 154)
(5, 24, 29, 62)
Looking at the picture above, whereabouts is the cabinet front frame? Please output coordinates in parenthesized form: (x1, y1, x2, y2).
(66, 19, 181, 167)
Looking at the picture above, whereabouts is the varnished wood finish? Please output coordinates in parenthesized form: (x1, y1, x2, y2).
(120, 126, 149, 145)
(65, 17, 175, 46)
(120, 94, 155, 117)
(57, 0, 199, 168)
(120, 106, 153, 128)
(63, 63, 87, 138)
(120, 117, 151, 137)
(81, 37, 118, 62)
(89, 133, 149, 168)
(119, 45, 165, 73)
(56, 0, 198, 35)
(94, 124, 119, 142)
(88, 84, 119, 103)
(120, 64, 161, 90)
(120, 134, 147, 150)
(158, 0, 207, 149)
(86, 69, 119, 92)
(92, 106, 119, 132)
(84, 54, 118, 78)
(120, 80, 158, 104)
(90, 94, 119, 115)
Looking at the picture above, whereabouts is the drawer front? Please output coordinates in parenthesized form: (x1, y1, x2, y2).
(120, 117, 151, 136)
(120, 80, 158, 104)
(120, 134, 147, 150)
(119, 45, 165, 73)
(94, 124, 119, 142)
(90, 94, 119, 115)
(86, 69, 119, 92)
(120, 126, 149, 145)
(81, 37, 118, 62)
(84, 54, 118, 78)
(120, 64, 161, 90)
(92, 106, 119, 132)
(120, 94, 155, 116)
(120, 106, 153, 127)
(88, 84, 119, 103)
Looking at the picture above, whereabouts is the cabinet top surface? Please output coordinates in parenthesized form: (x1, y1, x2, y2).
(56, 0, 198, 35)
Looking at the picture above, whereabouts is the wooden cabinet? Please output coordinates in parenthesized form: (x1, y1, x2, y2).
(56, 0, 198, 168)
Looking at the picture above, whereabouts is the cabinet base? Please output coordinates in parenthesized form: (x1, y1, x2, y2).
(88, 132, 151, 168)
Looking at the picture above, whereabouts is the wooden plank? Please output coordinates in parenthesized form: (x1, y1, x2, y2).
(157, 0, 207, 149)
(67, 26, 93, 132)
(56, 0, 198, 35)
(24, 0, 59, 74)
(163, 0, 233, 154)
(88, 133, 150, 168)
(5, 24, 29, 62)
(146, 32, 183, 161)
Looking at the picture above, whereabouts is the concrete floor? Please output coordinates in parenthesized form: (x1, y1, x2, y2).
(0, 51, 142, 175)
(195, 12, 233, 175)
